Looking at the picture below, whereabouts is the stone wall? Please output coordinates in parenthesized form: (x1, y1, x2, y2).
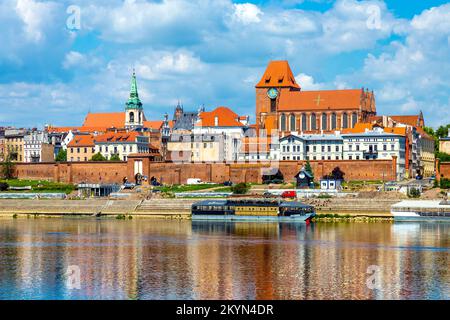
(12, 158, 396, 184)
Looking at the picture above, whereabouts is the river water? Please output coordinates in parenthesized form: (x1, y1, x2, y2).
(0, 218, 448, 300)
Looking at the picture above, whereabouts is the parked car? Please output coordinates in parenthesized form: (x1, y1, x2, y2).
(223, 181, 233, 186)
(187, 178, 203, 185)
(415, 175, 423, 180)
(281, 190, 297, 199)
(123, 183, 136, 189)
(263, 191, 277, 198)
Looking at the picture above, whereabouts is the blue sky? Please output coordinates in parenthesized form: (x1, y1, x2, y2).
(0, 0, 449, 128)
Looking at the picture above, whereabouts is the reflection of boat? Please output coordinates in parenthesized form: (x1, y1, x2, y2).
(191, 199, 315, 222)
(391, 200, 450, 222)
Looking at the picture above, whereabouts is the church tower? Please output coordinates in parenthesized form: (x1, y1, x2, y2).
(125, 70, 145, 129)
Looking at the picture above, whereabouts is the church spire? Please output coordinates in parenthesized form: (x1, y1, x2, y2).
(126, 69, 143, 110)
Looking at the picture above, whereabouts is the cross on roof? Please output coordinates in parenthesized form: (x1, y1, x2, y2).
(314, 94, 325, 106)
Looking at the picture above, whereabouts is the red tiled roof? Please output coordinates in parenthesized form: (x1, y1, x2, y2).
(196, 106, 244, 127)
(144, 120, 163, 130)
(256, 61, 300, 89)
(390, 115, 421, 127)
(94, 132, 141, 143)
(278, 89, 374, 112)
(67, 134, 95, 147)
(82, 112, 126, 128)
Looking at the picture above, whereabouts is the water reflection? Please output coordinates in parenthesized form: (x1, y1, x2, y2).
(0, 219, 448, 300)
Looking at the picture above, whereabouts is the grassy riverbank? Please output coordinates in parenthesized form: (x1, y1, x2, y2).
(0, 179, 75, 194)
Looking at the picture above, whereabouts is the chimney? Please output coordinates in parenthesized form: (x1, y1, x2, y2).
(214, 116, 219, 126)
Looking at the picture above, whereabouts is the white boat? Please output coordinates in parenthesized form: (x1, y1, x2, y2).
(391, 200, 450, 221)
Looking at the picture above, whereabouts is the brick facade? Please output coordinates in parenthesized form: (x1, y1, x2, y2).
(12, 158, 397, 185)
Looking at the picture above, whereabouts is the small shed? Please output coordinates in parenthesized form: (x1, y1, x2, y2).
(295, 169, 314, 189)
(319, 178, 342, 190)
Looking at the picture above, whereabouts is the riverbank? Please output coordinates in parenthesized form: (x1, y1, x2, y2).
(0, 197, 401, 220)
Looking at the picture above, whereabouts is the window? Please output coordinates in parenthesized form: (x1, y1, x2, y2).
(77, 148, 80, 153)
(356, 145, 360, 151)
(270, 99, 276, 112)
(342, 113, 348, 128)
(322, 113, 328, 130)
(84, 148, 87, 153)
(336, 146, 339, 152)
(331, 113, 337, 130)
(328, 156, 331, 160)
(383, 145, 387, 151)
(280, 114, 286, 131)
(328, 146, 331, 152)
(336, 156, 339, 160)
(321, 156, 325, 160)
(352, 113, 358, 128)
(356, 155, 360, 160)
(391, 144, 395, 150)
(313, 146, 316, 152)
(349, 155, 352, 160)
(301, 114, 307, 131)
(129, 112, 135, 123)
(283, 146, 286, 152)
(290, 114, 296, 131)
(311, 113, 317, 130)
(321, 146, 325, 152)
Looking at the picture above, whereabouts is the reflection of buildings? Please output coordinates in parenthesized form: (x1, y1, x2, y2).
(1, 220, 449, 300)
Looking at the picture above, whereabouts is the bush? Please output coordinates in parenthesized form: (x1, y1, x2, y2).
(91, 153, 107, 161)
(440, 178, 450, 189)
(408, 188, 421, 198)
(231, 183, 250, 195)
(0, 182, 9, 191)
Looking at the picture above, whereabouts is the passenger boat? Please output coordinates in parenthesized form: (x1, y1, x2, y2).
(391, 200, 450, 221)
(191, 199, 315, 222)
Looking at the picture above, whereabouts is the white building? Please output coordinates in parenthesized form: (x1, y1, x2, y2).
(94, 132, 149, 161)
(23, 131, 54, 163)
(342, 127, 406, 180)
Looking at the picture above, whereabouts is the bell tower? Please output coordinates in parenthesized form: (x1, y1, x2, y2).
(125, 70, 144, 129)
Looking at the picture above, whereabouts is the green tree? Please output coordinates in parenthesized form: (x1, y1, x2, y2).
(91, 152, 107, 161)
(305, 160, 314, 181)
(109, 154, 121, 161)
(1, 156, 15, 179)
(231, 183, 250, 195)
(55, 149, 67, 162)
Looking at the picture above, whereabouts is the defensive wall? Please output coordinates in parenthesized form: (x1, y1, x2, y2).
(12, 157, 397, 184)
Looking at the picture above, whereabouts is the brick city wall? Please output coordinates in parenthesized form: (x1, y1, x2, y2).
(437, 161, 450, 181)
(12, 159, 396, 184)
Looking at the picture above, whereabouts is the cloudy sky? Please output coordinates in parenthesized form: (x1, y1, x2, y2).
(0, 0, 449, 128)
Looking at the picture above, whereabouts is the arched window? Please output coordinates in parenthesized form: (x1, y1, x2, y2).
(322, 113, 328, 130)
(280, 114, 286, 131)
(352, 112, 358, 128)
(310, 113, 316, 130)
(290, 114, 296, 131)
(342, 113, 348, 128)
(301, 113, 307, 131)
(129, 112, 135, 123)
(331, 113, 337, 130)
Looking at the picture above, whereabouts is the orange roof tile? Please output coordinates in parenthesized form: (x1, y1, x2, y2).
(67, 134, 95, 147)
(144, 120, 163, 130)
(278, 89, 373, 112)
(82, 112, 126, 129)
(383, 127, 407, 136)
(94, 132, 142, 143)
(390, 115, 421, 127)
(196, 106, 244, 127)
(256, 61, 300, 89)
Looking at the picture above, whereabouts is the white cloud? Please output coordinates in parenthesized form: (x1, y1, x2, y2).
(232, 3, 262, 25)
(295, 73, 325, 90)
(15, 0, 58, 43)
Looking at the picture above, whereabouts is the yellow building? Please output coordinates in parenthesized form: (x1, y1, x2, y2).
(439, 135, 450, 154)
(67, 134, 95, 162)
(417, 128, 436, 177)
(4, 129, 28, 162)
(167, 133, 224, 163)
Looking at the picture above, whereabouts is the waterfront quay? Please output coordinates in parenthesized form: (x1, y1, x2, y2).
(0, 197, 396, 219)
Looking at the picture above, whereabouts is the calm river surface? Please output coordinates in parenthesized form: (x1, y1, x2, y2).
(0, 218, 448, 300)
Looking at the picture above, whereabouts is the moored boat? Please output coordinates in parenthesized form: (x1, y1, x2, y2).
(191, 199, 315, 222)
(391, 200, 450, 222)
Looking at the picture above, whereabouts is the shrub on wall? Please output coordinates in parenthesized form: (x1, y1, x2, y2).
(440, 178, 450, 189)
(0, 182, 9, 191)
(231, 183, 250, 195)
